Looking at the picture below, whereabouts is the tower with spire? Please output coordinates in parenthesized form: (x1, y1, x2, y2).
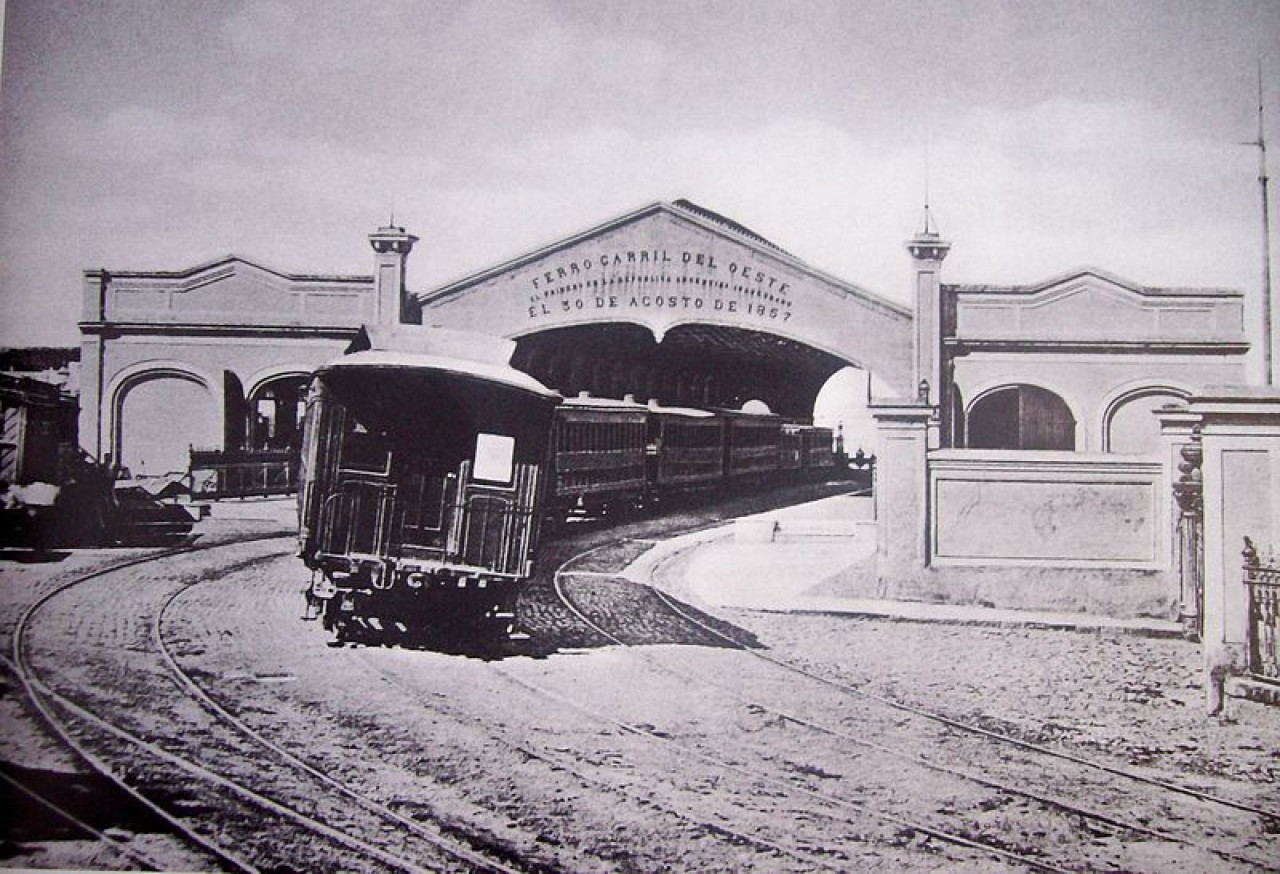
(368, 223, 420, 326)
(906, 203, 951, 429)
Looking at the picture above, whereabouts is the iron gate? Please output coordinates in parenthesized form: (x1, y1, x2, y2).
(1243, 537, 1280, 685)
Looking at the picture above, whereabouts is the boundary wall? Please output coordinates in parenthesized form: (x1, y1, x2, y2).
(872, 402, 1175, 618)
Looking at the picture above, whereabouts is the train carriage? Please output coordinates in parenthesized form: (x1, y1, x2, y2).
(779, 424, 804, 473)
(800, 424, 836, 473)
(296, 325, 851, 645)
(647, 402, 726, 492)
(721, 408, 784, 481)
(552, 393, 648, 514)
(297, 328, 561, 641)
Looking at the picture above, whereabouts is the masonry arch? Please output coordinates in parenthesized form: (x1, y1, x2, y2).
(419, 200, 915, 405)
(1101, 381, 1193, 454)
(244, 365, 314, 451)
(510, 320, 870, 421)
(965, 382, 1079, 451)
(107, 360, 221, 476)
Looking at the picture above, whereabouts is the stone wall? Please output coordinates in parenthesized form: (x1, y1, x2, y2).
(929, 450, 1165, 569)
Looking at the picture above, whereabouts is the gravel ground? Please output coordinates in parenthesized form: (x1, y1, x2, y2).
(644, 507, 1280, 813)
(0, 517, 295, 871)
(747, 613, 1280, 800)
(3, 491, 1278, 872)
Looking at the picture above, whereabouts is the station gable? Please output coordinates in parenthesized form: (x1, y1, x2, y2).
(418, 201, 915, 392)
(949, 268, 1246, 347)
(85, 257, 374, 329)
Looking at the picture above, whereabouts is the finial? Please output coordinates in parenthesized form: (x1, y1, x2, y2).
(922, 138, 934, 235)
(920, 203, 939, 237)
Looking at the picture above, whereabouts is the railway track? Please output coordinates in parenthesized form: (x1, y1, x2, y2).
(6, 496, 1275, 872)
(10, 538, 533, 874)
(547, 536, 1280, 873)
(359, 655, 854, 872)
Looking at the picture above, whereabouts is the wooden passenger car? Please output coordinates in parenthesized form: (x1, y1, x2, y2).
(800, 425, 836, 472)
(779, 423, 804, 472)
(551, 393, 648, 511)
(647, 402, 726, 491)
(296, 329, 561, 639)
(721, 409, 784, 480)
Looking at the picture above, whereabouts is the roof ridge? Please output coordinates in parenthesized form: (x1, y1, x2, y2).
(671, 199, 791, 255)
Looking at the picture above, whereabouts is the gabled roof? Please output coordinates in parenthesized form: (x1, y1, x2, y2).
(418, 199, 910, 319)
(90, 254, 370, 285)
(945, 266, 1240, 299)
(671, 199, 790, 255)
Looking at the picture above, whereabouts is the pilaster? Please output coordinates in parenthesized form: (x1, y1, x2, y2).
(1188, 388, 1280, 711)
(870, 400, 933, 585)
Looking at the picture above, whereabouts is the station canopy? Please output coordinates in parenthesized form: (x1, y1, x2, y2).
(511, 322, 847, 420)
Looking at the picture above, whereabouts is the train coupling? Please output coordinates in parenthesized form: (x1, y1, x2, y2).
(310, 572, 339, 601)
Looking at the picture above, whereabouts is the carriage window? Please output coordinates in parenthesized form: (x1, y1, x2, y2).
(473, 433, 515, 483)
(341, 425, 391, 474)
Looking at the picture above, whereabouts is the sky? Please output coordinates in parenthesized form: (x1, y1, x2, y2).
(1, 0, 1278, 364)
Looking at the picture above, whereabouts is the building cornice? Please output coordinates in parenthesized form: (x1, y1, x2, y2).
(944, 337, 1251, 356)
(944, 267, 1242, 299)
(85, 256, 372, 285)
(78, 321, 364, 340)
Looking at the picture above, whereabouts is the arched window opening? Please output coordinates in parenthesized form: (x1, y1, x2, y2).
(1106, 390, 1187, 454)
(968, 385, 1075, 451)
(248, 376, 310, 451)
(117, 375, 218, 476)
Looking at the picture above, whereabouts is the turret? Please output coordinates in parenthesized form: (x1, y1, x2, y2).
(906, 207, 951, 411)
(368, 225, 419, 325)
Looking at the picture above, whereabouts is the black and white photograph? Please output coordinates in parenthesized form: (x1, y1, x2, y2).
(1, 1, 1279, 871)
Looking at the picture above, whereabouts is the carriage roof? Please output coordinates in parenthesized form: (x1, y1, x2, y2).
(560, 392, 648, 411)
(319, 350, 561, 401)
(646, 400, 716, 419)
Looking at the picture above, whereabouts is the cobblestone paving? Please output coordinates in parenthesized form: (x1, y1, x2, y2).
(516, 481, 852, 653)
(0, 517, 295, 870)
(735, 613, 1280, 809)
(6, 486, 1277, 872)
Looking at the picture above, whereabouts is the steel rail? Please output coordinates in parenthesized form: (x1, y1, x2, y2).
(9, 543, 261, 874)
(546, 548, 1074, 874)
(11, 538, 458, 874)
(634, 580, 1278, 872)
(361, 655, 849, 873)
(155, 573, 531, 874)
(640, 540, 1280, 823)
(23, 678, 440, 874)
(0, 767, 167, 871)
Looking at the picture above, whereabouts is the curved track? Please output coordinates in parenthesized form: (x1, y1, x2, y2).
(11, 539, 531, 874)
(547, 537, 1280, 873)
(8, 501, 1277, 873)
(359, 655, 851, 872)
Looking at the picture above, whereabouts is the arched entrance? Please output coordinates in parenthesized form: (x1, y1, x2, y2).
(246, 374, 310, 452)
(966, 384, 1077, 451)
(511, 322, 858, 420)
(109, 364, 220, 476)
(419, 200, 914, 403)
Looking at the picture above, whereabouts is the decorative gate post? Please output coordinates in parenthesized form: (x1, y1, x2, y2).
(1172, 428, 1204, 637)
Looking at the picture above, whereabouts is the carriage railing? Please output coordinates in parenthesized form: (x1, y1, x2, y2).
(189, 448, 298, 498)
(1243, 537, 1280, 685)
(317, 481, 390, 560)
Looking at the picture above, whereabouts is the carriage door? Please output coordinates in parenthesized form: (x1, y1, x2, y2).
(457, 433, 517, 571)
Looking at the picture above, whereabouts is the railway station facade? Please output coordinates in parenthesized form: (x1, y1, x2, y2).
(79, 200, 925, 477)
(79, 198, 1272, 637)
(80, 199, 1250, 475)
